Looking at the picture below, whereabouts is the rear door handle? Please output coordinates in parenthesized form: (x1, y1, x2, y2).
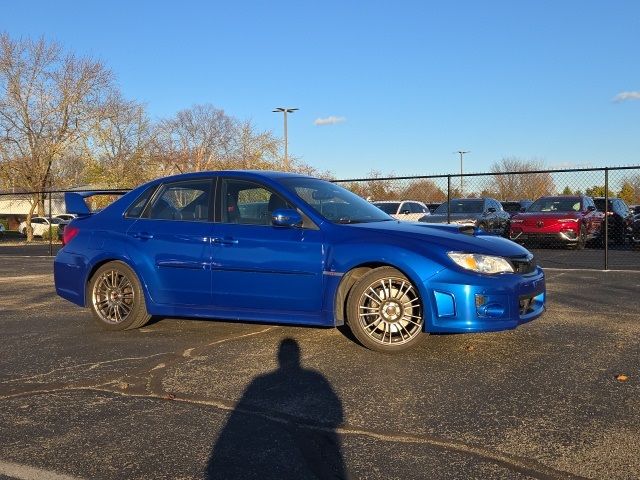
(212, 237, 239, 245)
(131, 232, 154, 240)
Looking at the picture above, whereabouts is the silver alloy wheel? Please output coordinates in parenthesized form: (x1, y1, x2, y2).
(92, 269, 135, 324)
(357, 276, 423, 346)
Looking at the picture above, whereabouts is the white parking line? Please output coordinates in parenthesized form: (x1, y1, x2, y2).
(543, 267, 640, 273)
(0, 461, 83, 480)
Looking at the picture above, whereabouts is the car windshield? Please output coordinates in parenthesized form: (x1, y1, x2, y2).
(527, 197, 581, 213)
(373, 202, 400, 214)
(501, 202, 522, 213)
(49, 218, 64, 224)
(434, 200, 484, 215)
(279, 177, 393, 224)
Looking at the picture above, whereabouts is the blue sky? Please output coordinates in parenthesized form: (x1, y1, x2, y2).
(3, 1, 639, 178)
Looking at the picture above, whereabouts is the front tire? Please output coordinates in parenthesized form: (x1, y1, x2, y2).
(346, 267, 425, 353)
(575, 226, 586, 250)
(88, 261, 151, 331)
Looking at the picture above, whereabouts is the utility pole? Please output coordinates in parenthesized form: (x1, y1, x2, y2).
(456, 150, 470, 196)
(273, 107, 298, 170)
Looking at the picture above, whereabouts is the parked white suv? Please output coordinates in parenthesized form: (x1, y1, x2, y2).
(18, 216, 65, 237)
(372, 200, 431, 221)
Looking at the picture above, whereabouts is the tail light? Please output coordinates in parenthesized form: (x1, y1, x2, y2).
(63, 225, 79, 245)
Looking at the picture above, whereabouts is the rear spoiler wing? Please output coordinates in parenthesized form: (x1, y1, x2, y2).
(64, 190, 129, 216)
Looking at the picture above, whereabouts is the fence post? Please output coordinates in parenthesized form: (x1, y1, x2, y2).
(447, 175, 451, 224)
(604, 167, 609, 270)
(48, 185, 53, 257)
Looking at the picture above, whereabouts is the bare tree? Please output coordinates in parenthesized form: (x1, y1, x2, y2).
(81, 94, 153, 187)
(0, 34, 113, 240)
(343, 171, 402, 201)
(152, 104, 235, 174)
(402, 179, 446, 203)
(229, 119, 281, 170)
(151, 104, 324, 177)
(488, 157, 555, 201)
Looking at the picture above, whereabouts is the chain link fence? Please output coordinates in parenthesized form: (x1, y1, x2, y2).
(1, 166, 639, 270)
(335, 166, 640, 271)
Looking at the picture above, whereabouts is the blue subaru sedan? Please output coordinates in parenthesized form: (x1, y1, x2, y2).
(54, 171, 545, 353)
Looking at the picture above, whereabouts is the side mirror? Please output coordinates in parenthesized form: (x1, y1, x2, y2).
(587, 205, 596, 212)
(272, 208, 303, 228)
(487, 207, 496, 213)
(401, 209, 410, 215)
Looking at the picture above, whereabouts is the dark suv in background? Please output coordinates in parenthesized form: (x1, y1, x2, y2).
(593, 197, 634, 245)
(419, 197, 511, 236)
(501, 200, 533, 217)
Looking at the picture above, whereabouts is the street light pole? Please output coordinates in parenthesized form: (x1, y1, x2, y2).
(273, 107, 298, 170)
(456, 150, 470, 195)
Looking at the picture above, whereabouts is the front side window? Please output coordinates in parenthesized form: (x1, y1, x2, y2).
(147, 180, 211, 221)
(222, 179, 292, 225)
(407, 202, 424, 213)
(280, 177, 392, 224)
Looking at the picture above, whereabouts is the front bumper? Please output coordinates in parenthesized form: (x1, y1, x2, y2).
(424, 267, 545, 333)
(509, 229, 579, 243)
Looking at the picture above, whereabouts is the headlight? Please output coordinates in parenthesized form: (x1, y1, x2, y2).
(559, 218, 579, 223)
(447, 252, 514, 274)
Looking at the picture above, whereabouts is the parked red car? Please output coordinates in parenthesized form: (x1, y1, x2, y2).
(509, 195, 603, 249)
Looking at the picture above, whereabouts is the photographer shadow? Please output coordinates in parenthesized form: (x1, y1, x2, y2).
(205, 338, 348, 479)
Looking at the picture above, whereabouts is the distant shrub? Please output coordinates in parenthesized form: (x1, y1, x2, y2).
(42, 225, 59, 241)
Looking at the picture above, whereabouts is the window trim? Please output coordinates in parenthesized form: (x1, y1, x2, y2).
(124, 185, 158, 219)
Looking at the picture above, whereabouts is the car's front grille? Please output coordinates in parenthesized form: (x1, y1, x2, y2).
(510, 255, 537, 274)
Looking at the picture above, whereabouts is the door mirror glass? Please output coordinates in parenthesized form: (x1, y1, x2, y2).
(272, 208, 303, 228)
(487, 207, 497, 213)
(587, 205, 596, 212)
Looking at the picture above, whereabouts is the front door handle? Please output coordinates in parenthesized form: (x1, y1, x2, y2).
(212, 237, 239, 246)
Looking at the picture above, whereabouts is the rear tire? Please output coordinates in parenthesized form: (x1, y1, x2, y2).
(346, 267, 425, 353)
(88, 261, 151, 331)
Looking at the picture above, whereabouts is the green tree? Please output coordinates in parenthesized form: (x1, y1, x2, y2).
(585, 186, 615, 198)
(618, 182, 635, 204)
(561, 186, 573, 195)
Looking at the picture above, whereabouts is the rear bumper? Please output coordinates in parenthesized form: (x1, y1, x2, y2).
(54, 249, 90, 307)
(424, 267, 546, 333)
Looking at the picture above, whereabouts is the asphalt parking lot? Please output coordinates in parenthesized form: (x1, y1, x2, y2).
(0, 256, 639, 480)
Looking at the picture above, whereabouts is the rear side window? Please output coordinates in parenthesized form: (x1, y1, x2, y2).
(125, 186, 157, 218)
(147, 180, 212, 221)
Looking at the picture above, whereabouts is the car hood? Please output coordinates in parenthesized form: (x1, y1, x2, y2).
(341, 221, 529, 257)
(420, 213, 483, 223)
(513, 212, 580, 220)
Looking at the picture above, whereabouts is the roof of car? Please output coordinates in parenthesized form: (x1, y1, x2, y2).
(150, 170, 316, 184)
